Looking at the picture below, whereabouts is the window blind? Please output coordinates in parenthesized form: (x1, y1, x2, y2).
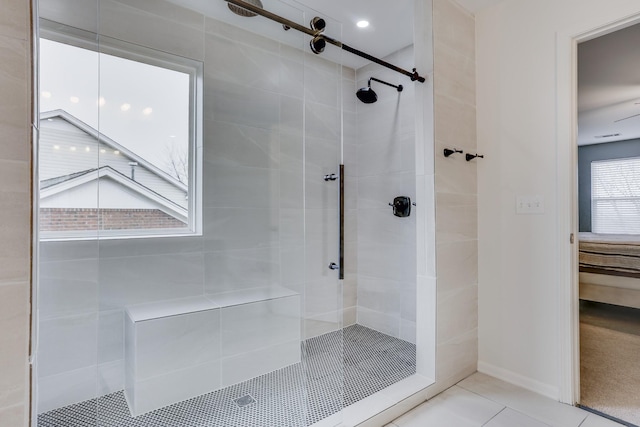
(592, 157, 640, 234)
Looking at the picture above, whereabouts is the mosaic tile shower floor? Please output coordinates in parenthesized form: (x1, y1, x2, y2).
(38, 324, 416, 427)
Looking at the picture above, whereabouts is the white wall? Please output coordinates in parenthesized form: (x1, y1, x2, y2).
(476, 0, 640, 399)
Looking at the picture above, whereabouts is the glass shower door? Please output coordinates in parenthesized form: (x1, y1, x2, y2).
(299, 9, 345, 424)
(36, 0, 350, 424)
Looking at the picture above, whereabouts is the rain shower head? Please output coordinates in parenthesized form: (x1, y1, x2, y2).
(356, 77, 403, 104)
(356, 86, 377, 104)
(227, 0, 263, 17)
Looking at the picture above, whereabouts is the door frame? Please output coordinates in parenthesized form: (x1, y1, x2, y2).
(556, 11, 640, 405)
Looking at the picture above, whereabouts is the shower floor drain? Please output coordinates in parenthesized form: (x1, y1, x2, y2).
(233, 394, 256, 408)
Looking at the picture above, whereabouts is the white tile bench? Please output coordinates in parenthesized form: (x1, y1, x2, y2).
(124, 286, 300, 416)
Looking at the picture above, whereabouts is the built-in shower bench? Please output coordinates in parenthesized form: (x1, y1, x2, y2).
(124, 286, 300, 416)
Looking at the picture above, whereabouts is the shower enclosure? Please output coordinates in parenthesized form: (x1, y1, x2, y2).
(33, 0, 434, 425)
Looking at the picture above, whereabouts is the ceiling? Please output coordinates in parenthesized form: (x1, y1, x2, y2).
(169, 0, 505, 69)
(578, 23, 640, 146)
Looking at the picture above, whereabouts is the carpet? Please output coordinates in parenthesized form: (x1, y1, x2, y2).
(580, 322, 640, 426)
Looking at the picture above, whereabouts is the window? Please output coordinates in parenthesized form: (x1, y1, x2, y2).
(39, 31, 202, 240)
(591, 157, 640, 234)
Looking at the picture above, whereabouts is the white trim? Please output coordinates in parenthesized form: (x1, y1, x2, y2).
(555, 11, 640, 406)
(478, 361, 559, 400)
(40, 166, 188, 221)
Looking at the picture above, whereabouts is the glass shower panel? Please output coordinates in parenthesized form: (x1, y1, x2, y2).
(297, 8, 345, 424)
(37, 0, 353, 424)
(351, 1, 418, 405)
(91, 0, 341, 426)
(36, 0, 101, 422)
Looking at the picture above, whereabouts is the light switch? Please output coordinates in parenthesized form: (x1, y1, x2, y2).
(516, 195, 544, 214)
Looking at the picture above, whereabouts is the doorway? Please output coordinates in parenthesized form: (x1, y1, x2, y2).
(575, 21, 640, 426)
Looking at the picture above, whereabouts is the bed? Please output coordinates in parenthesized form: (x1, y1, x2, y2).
(579, 232, 640, 308)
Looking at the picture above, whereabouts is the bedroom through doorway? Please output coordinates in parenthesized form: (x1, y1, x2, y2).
(576, 21, 640, 427)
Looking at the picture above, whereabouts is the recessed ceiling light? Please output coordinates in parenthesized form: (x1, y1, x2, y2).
(142, 107, 153, 115)
(98, 97, 106, 107)
(357, 20, 369, 28)
(70, 96, 80, 103)
(41, 91, 52, 98)
(120, 103, 131, 112)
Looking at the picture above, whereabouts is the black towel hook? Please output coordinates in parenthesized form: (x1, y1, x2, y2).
(444, 148, 463, 157)
(466, 153, 484, 161)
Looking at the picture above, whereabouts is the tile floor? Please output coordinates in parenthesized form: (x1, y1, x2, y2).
(386, 372, 626, 427)
(38, 324, 415, 427)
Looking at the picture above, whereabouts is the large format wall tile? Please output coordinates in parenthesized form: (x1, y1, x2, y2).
(37, 365, 98, 414)
(204, 163, 280, 209)
(204, 207, 279, 251)
(0, 36, 30, 163)
(39, 0, 98, 34)
(99, 253, 204, 309)
(355, 45, 417, 343)
(0, 282, 29, 405)
(437, 284, 478, 345)
(204, 247, 279, 294)
(38, 313, 98, 378)
(433, 0, 478, 390)
(97, 236, 203, 259)
(220, 296, 299, 357)
(436, 193, 478, 244)
(433, 0, 475, 59)
(0, 0, 29, 40)
(99, 0, 205, 60)
(205, 120, 280, 169)
(204, 80, 281, 129)
(434, 45, 476, 107)
(134, 310, 220, 380)
(434, 93, 476, 148)
(39, 259, 99, 319)
(0, 1, 30, 425)
(205, 33, 280, 92)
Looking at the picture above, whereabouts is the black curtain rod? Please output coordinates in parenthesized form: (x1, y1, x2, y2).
(224, 0, 427, 83)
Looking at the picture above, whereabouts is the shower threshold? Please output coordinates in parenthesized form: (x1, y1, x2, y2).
(38, 324, 416, 427)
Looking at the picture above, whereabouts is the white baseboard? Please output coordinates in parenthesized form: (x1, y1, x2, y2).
(477, 361, 559, 400)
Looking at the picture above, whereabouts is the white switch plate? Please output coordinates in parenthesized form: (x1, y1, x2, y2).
(516, 195, 544, 214)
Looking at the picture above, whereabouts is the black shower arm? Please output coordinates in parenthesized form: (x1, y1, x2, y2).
(369, 77, 403, 91)
(223, 0, 427, 83)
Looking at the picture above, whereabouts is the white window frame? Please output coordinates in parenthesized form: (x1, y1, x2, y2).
(38, 21, 203, 241)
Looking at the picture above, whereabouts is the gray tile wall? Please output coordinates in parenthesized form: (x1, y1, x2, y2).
(355, 46, 418, 344)
(433, 0, 478, 387)
(0, 0, 32, 425)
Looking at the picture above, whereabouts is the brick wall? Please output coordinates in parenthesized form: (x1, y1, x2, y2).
(39, 208, 187, 231)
